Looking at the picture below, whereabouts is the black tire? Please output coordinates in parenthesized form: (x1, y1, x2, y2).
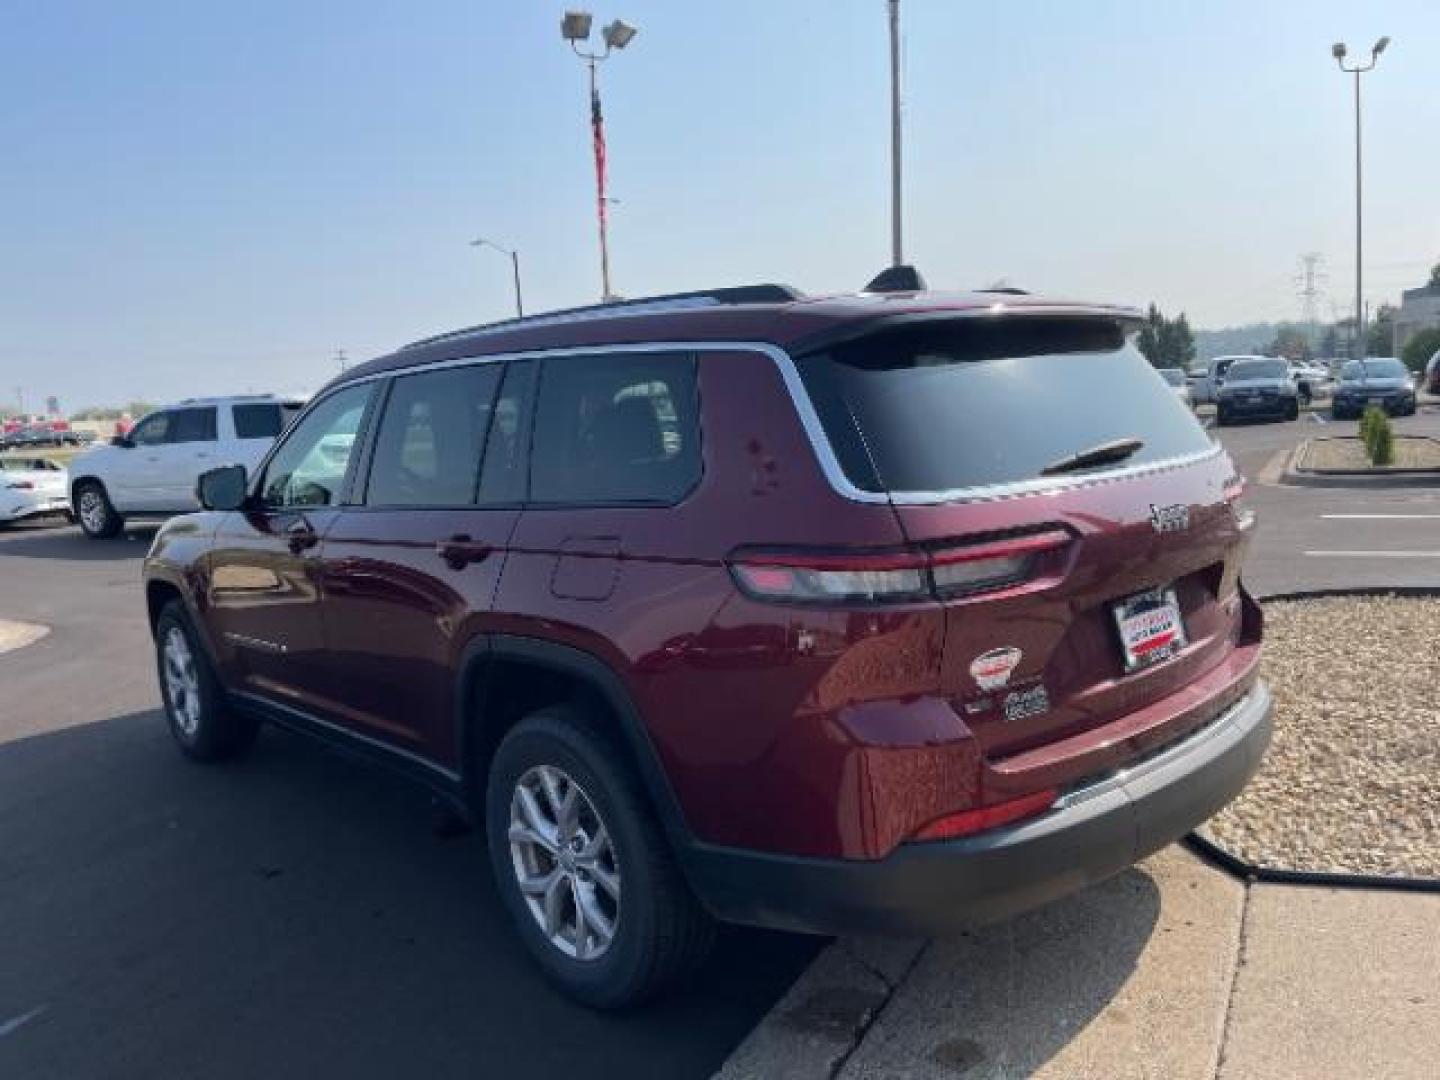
(1215, 407, 1228, 427)
(486, 704, 716, 1008)
(1285, 399, 1299, 421)
(74, 479, 123, 539)
(154, 601, 258, 761)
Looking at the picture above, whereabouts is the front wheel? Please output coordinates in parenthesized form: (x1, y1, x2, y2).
(154, 601, 258, 761)
(486, 705, 716, 1008)
(74, 480, 123, 539)
(1285, 399, 1299, 421)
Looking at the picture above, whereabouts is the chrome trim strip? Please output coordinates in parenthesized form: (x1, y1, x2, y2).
(295, 336, 1217, 510)
(232, 690, 462, 783)
(222, 631, 288, 654)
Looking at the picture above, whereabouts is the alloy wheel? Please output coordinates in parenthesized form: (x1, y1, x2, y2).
(507, 764, 621, 960)
(162, 626, 202, 737)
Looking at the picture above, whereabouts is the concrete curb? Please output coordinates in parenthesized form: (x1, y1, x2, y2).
(0, 619, 49, 656)
(1281, 437, 1440, 488)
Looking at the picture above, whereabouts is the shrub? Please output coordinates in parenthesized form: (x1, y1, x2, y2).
(1361, 405, 1394, 466)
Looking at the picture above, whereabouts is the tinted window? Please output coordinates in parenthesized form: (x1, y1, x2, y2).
(233, 402, 302, 439)
(168, 407, 218, 443)
(478, 361, 537, 505)
(366, 365, 502, 507)
(1225, 360, 1287, 381)
(797, 319, 1214, 494)
(261, 385, 372, 508)
(129, 412, 170, 446)
(530, 353, 700, 504)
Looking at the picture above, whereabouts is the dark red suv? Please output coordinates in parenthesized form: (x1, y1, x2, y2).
(142, 283, 1270, 1006)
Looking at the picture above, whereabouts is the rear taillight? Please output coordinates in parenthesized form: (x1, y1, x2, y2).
(729, 529, 1071, 605)
(730, 550, 930, 603)
(910, 788, 1059, 842)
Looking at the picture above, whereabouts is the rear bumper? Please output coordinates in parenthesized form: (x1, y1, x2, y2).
(682, 681, 1272, 937)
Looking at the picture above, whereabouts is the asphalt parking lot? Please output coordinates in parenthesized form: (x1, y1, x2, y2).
(0, 527, 818, 1080)
(1212, 407, 1440, 594)
(2, 409, 1436, 1080)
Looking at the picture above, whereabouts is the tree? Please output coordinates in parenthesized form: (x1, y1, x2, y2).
(1319, 324, 1341, 358)
(1264, 325, 1313, 362)
(1401, 326, 1440, 375)
(1135, 304, 1195, 369)
(1429, 260, 1440, 289)
(1367, 303, 1397, 356)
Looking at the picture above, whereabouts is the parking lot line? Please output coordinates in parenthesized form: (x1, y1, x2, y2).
(1303, 550, 1440, 558)
(1320, 514, 1440, 520)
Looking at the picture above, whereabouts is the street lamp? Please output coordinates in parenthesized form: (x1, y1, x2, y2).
(561, 9, 638, 302)
(1333, 35, 1391, 361)
(470, 237, 524, 317)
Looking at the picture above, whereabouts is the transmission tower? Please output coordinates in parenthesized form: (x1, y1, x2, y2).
(1295, 253, 1327, 349)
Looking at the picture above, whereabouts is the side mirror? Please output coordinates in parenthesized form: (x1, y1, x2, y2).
(110, 435, 133, 448)
(197, 464, 249, 511)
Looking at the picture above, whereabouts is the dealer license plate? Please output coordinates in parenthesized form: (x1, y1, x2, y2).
(1111, 587, 1187, 672)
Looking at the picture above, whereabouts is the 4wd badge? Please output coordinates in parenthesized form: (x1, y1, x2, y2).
(970, 647, 1022, 691)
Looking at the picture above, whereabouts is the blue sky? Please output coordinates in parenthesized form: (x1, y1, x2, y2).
(2, 0, 1438, 409)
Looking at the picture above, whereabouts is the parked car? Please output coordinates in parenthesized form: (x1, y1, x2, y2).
(1287, 361, 1332, 405)
(0, 456, 71, 526)
(142, 281, 1271, 1007)
(68, 394, 305, 538)
(1424, 348, 1440, 395)
(1331, 358, 1417, 419)
(1157, 367, 1193, 409)
(1187, 355, 1253, 404)
(1214, 357, 1300, 425)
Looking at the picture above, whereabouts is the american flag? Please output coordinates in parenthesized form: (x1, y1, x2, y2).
(591, 81, 608, 235)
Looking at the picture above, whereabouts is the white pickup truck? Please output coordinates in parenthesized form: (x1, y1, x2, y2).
(68, 395, 305, 538)
(1186, 355, 1253, 405)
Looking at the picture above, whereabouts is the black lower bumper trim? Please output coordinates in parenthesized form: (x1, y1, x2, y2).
(681, 682, 1273, 937)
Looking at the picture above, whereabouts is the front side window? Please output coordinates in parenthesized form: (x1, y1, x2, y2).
(530, 353, 700, 505)
(260, 385, 373, 508)
(167, 407, 218, 443)
(797, 318, 1215, 494)
(366, 365, 502, 507)
(128, 412, 171, 446)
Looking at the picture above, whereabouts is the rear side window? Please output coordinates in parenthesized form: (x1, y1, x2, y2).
(366, 365, 503, 507)
(530, 353, 700, 505)
(167, 407, 218, 444)
(233, 402, 298, 439)
(797, 319, 1214, 494)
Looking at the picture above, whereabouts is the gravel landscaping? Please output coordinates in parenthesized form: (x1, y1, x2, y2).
(1302, 436, 1440, 471)
(1201, 596, 1440, 877)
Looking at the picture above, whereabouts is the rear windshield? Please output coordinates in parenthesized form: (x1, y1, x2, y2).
(796, 318, 1214, 494)
(1225, 359, 1287, 381)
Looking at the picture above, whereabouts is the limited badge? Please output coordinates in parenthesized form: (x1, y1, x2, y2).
(970, 647, 1022, 691)
(1003, 684, 1050, 723)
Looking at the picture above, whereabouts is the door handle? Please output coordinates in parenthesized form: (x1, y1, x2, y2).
(436, 534, 491, 570)
(285, 517, 319, 554)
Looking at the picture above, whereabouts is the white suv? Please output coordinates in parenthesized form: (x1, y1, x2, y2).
(69, 395, 304, 538)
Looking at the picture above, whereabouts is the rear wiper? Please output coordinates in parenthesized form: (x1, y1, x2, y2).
(1040, 437, 1145, 477)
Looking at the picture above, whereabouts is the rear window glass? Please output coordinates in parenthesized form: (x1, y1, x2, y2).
(796, 319, 1214, 494)
(233, 402, 302, 439)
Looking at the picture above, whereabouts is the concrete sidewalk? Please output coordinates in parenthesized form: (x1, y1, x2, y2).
(716, 846, 1440, 1079)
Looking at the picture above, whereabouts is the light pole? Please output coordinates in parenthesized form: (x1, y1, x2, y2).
(1332, 36, 1390, 361)
(470, 237, 524, 317)
(887, 0, 903, 267)
(560, 10, 637, 302)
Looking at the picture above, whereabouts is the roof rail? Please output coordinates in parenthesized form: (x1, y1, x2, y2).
(400, 283, 803, 351)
